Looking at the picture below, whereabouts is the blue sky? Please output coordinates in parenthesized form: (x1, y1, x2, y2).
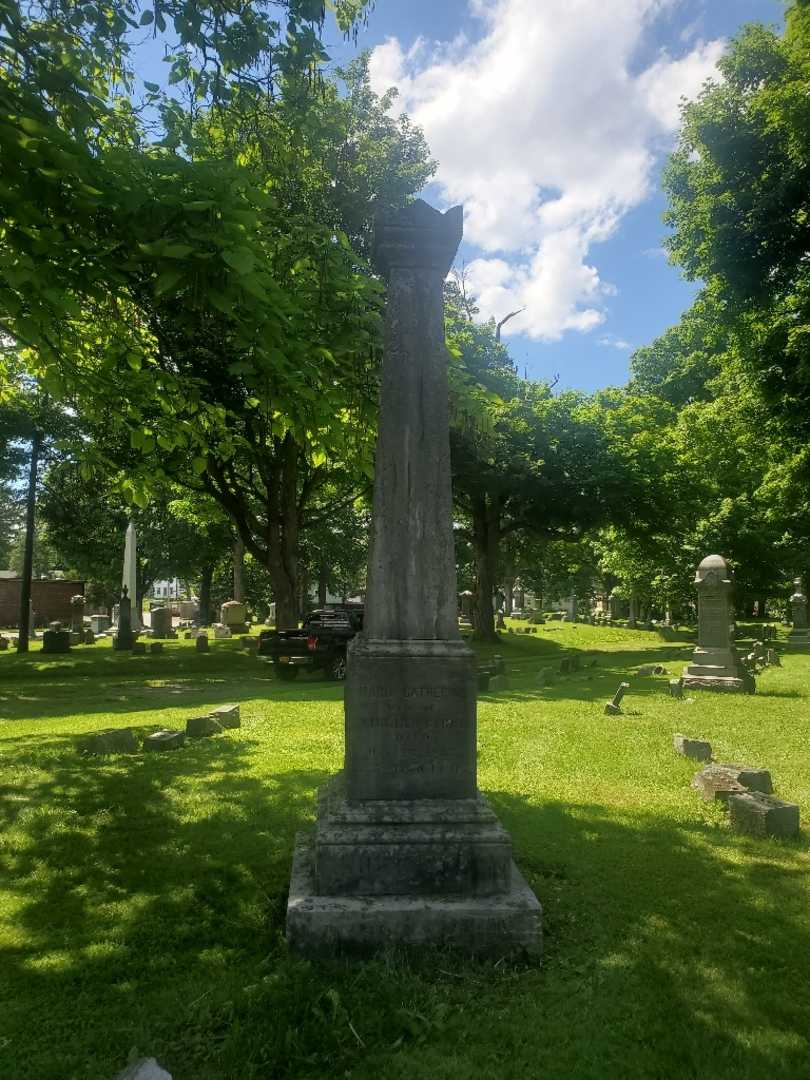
(135, 0, 786, 393)
(322, 0, 785, 391)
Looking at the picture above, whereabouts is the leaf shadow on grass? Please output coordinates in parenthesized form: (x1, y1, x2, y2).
(0, 661, 346, 723)
(1, 739, 809, 1080)
(474, 791, 810, 1080)
(0, 736, 330, 1078)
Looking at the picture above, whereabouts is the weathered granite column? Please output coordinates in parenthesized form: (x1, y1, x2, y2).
(286, 201, 542, 957)
(682, 555, 748, 692)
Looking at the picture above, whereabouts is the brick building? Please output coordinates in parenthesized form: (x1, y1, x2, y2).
(0, 579, 85, 628)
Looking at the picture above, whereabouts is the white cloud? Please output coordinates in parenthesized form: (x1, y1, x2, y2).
(598, 334, 633, 351)
(369, 0, 724, 342)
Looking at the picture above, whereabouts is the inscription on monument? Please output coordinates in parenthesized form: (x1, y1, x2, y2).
(345, 651, 476, 800)
(699, 602, 730, 648)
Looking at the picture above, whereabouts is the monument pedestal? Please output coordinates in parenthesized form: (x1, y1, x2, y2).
(787, 629, 810, 649)
(682, 647, 746, 692)
(314, 775, 513, 897)
(288, 832, 541, 958)
(286, 641, 542, 957)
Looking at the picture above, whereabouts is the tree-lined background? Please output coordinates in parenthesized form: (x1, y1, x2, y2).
(2, 0, 810, 640)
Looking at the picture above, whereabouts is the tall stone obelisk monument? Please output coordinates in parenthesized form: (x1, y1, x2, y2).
(286, 201, 541, 956)
(122, 521, 141, 631)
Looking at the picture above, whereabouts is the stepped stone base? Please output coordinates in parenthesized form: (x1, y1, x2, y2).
(286, 835, 542, 958)
(682, 673, 746, 692)
(313, 776, 512, 897)
(683, 647, 749, 692)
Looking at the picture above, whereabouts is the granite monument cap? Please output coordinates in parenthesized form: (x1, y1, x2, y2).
(695, 554, 731, 585)
(373, 200, 463, 278)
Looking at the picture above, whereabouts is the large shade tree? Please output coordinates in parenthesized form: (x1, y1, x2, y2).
(663, 2, 810, 435)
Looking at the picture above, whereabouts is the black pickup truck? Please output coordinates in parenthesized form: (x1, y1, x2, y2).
(258, 604, 363, 681)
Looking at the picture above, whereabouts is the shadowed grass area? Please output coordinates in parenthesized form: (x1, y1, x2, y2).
(0, 624, 808, 1079)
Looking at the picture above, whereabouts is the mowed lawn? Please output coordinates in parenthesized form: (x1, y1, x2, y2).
(1, 624, 808, 1080)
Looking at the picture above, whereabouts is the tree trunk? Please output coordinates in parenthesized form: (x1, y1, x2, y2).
(199, 563, 214, 625)
(267, 435, 300, 629)
(298, 566, 310, 620)
(471, 494, 501, 642)
(16, 429, 41, 654)
(628, 590, 638, 628)
(233, 537, 245, 602)
(504, 578, 515, 615)
(318, 564, 328, 607)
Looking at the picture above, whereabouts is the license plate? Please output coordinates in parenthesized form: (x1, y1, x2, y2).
(279, 656, 290, 663)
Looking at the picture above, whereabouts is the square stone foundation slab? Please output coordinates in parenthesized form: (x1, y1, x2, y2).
(286, 835, 542, 959)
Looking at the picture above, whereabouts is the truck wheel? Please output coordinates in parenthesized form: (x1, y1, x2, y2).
(329, 654, 347, 681)
(275, 664, 300, 681)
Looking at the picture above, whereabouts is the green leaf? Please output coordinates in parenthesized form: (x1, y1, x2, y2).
(139, 10, 154, 25)
(144, 80, 160, 92)
(222, 247, 257, 275)
(155, 267, 184, 295)
(162, 243, 194, 258)
(192, 456, 207, 475)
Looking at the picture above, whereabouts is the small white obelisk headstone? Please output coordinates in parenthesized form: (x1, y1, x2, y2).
(122, 521, 141, 630)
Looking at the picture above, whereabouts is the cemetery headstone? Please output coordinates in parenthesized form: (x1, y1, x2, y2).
(84, 628, 95, 645)
(286, 200, 541, 958)
(0, 635, 8, 651)
(195, 634, 209, 652)
(144, 729, 185, 752)
(692, 763, 773, 802)
(211, 704, 241, 729)
(89, 613, 111, 634)
(682, 555, 747, 692)
(789, 577, 810, 646)
(186, 715, 222, 738)
(150, 606, 174, 639)
(131, 641, 146, 655)
(459, 591, 475, 621)
(673, 734, 712, 762)
(604, 682, 630, 715)
(42, 622, 71, 654)
(70, 593, 86, 635)
(113, 587, 136, 651)
(728, 791, 800, 839)
(220, 599, 249, 635)
(212, 623, 232, 639)
(150, 642, 164, 654)
(669, 677, 684, 699)
(79, 727, 139, 755)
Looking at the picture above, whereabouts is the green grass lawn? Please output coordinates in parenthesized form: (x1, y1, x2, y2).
(1, 623, 808, 1080)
